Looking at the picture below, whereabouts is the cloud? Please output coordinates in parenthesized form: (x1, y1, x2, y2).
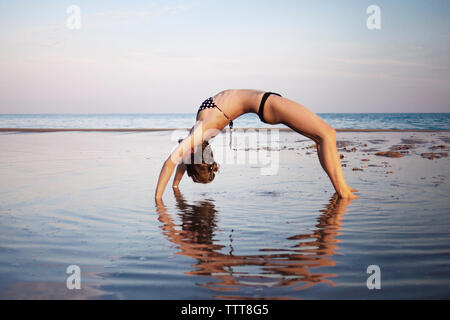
(6, 24, 68, 49)
(88, 3, 193, 25)
(331, 58, 425, 67)
(157, 4, 193, 16)
(90, 10, 151, 22)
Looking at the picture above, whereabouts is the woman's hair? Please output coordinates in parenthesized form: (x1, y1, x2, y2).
(184, 141, 219, 184)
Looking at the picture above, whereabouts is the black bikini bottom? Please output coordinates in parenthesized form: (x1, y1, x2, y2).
(258, 92, 282, 124)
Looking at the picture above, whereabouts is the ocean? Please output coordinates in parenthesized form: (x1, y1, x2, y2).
(0, 113, 449, 130)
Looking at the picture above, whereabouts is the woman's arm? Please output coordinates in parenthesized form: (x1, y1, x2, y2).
(155, 124, 203, 199)
(172, 163, 186, 188)
(155, 157, 178, 199)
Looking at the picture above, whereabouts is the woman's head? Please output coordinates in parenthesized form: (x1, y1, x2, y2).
(184, 141, 219, 184)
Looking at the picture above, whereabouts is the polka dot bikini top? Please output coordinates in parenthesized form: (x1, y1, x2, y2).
(197, 97, 233, 129)
(198, 97, 216, 113)
(196, 97, 234, 148)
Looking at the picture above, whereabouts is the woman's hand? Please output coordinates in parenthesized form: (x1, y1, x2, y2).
(338, 186, 359, 199)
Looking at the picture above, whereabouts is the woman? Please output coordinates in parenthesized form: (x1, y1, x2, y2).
(155, 89, 358, 199)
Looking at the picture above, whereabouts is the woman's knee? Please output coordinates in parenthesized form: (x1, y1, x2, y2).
(320, 124, 336, 142)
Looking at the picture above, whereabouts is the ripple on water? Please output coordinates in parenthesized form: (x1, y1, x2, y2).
(0, 131, 449, 299)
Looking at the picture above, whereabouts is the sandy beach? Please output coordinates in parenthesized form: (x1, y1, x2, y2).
(0, 129, 449, 299)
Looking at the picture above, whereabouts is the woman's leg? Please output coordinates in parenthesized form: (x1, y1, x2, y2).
(315, 131, 358, 198)
(269, 96, 358, 199)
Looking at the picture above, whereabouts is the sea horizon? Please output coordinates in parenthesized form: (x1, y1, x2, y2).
(1, 113, 449, 130)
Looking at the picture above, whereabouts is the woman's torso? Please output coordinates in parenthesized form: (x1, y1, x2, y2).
(195, 89, 265, 131)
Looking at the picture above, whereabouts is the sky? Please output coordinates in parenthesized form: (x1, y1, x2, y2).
(0, 0, 449, 113)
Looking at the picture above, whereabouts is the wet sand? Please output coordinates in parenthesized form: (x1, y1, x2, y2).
(0, 130, 449, 299)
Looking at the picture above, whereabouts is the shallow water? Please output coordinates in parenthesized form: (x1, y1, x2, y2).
(0, 131, 449, 299)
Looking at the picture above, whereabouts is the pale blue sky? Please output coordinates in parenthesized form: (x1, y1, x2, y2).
(0, 0, 449, 113)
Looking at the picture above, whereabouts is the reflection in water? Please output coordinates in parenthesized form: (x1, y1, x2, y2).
(156, 189, 353, 299)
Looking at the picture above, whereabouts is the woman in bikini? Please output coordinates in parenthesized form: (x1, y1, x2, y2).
(155, 89, 358, 200)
